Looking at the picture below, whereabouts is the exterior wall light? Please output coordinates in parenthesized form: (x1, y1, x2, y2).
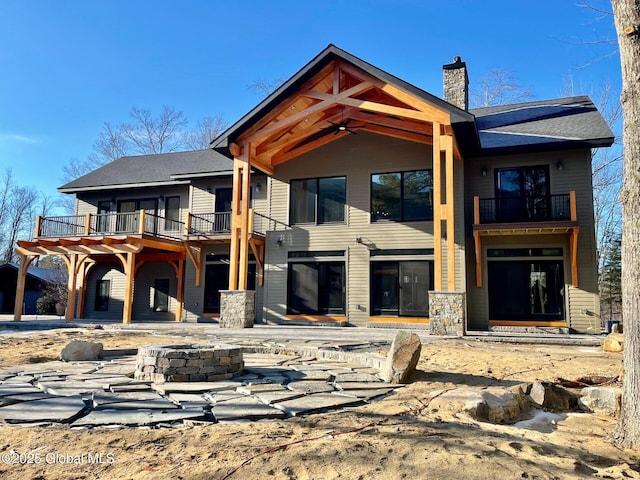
(481, 166, 488, 177)
(556, 161, 564, 171)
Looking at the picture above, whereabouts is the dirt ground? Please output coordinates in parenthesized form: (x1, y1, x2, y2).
(0, 328, 637, 480)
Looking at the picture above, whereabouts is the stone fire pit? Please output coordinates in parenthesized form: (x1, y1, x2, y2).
(134, 344, 243, 383)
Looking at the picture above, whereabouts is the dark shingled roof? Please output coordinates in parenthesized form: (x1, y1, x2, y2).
(59, 149, 234, 193)
(2, 263, 67, 284)
(470, 96, 614, 155)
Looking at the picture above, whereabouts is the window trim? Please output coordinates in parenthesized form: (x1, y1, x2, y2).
(289, 176, 347, 225)
(370, 169, 433, 222)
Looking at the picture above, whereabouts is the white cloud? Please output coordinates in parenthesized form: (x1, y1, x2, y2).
(0, 133, 40, 144)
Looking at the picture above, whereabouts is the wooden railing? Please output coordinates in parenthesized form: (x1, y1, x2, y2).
(36, 210, 185, 240)
(474, 191, 577, 225)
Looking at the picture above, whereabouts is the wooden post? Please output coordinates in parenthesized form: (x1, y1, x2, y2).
(432, 122, 442, 291)
(183, 211, 191, 236)
(84, 213, 91, 235)
(65, 254, 78, 322)
(569, 191, 577, 222)
(571, 227, 580, 288)
(445, 135, 456, 291)
(473, 196, 480, 225)
(238, 147, 251, 289)
(473, 232, 482, 288)
(229, 154, 242, 290)
(176, 259, 184, 321)
(138, 209, 146, 234)
(34, 216, 42, 239)
(122, 252, 135, 323)
(13, 255, 35, 320)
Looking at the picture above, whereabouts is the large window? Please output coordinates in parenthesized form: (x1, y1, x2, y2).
(371, 170, 433, 222)
(371, 260, 433, 317)
(153, 279, 170, 312)
(95, 280, 110, 312)
(290, 176, 346, 225)
(496, 166, 549, 222)
(487, 248, 565, 321)
(287, 260, 345, 315)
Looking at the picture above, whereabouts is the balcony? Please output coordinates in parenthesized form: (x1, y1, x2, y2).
(35, 209, 289, 242)
(473, 191, 577, 234)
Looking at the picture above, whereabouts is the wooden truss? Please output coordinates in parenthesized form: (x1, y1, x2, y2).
(227, 59, 459, 291)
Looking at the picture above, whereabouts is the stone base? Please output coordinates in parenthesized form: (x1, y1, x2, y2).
(220, 290, 255, 328)
(429, 291, 465, 336)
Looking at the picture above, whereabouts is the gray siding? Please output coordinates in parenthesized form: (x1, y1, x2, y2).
(464, 149, 599, 333)
(263, 132, 466, 326)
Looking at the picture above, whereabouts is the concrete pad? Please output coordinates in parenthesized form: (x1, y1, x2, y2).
(72, 408, 205, 427)
(212, 396, 285, 421)
(0, 396, 87, 423)
(93, 398, 178, 410)
(254, 390, 307, 405)
(237, 383, 288, 395)
(152, 381, 242, 395)
(334, 381, 401, 391)
(274, 393, 363, 417)
(331, 388, 394, 400)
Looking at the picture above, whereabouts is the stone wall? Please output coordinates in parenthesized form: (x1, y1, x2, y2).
(429, 291, 466, 336)
(220, 290, 255, 328)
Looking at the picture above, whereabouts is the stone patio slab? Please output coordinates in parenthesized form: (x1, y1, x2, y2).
(204, 391, 247, 405)
(168, 393, 209, 407)
(332, 372, 382, 383)
(0, 385, 43, 397)
(274, 393, 363, 417)
(109, 384, 152, 393)
(334, 381, 401, 390)
(152, 381, 242, 395)
(93, 398, 178, 410)
(331, 388, 395, 400)
(212, 396, 285, 421)
(237, 383, 288, 395)
(72, 408, 205, 427)
(286, 381, 334, 394)
(92, 391, 165, 405)
(0, 396, 87, 423)
(254, 390, 307, 405)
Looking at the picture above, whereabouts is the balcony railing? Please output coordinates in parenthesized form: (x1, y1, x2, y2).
(36, 210, 185, 240)
(474, 192, 577, 225)
(186, 210, 290, 236)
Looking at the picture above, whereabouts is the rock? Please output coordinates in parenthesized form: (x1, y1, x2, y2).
(431, 387, 526, 424)
(603, 333, 624, 353)
(60, 340, 103, 362)
(578, 386, 622, 416)
(380, 330, 421, 383)
(529, 382, 578, 411)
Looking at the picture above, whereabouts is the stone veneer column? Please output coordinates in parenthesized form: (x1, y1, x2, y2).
(429, 291, 466, 336)
(219, 290, 255, 328)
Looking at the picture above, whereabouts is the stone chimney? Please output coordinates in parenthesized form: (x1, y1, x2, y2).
(443, 56, 469, 111)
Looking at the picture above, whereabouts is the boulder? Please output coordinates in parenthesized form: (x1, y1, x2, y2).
(578, 386, 621, 416)
(60, 340, 103, 362)
(380, 330, 421, 383)
(529, 381, 578, 411)
(603, 333, 624, 353)
(431, 387, 527, 424)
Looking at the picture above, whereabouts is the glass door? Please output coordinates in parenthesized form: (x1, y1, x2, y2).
(496, 166, 549, 222)
(399, 262, 431, 317)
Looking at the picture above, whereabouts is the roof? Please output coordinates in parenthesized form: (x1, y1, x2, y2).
(58, 149, 234, 193)
(211, 43, 476, 156)
(470, 96, 615, 155)
(1, 263, 66, 284)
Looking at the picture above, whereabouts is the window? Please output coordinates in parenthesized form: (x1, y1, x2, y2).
(371, 170, 433, 222)
(290, 176, 346, 224)
(370, 261, 433, 317)
(95, 280, 110, 312)
(287, 261, 345, 315)
(496, 166, 549, 222)
(153, 279, 170, 312)
(96, 201, 111, 233)
(165, 196, 180, 231)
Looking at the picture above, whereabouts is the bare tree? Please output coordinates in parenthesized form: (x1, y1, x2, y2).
(611, 0, 640, 449)
(247, 78, 285, 98)
(60, 106, 227, 213)
(470, 68, 536, 108)
(2, 185, 38, 263)
(185, 115, 228, 150)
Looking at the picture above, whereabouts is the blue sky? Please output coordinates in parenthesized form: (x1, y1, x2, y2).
(0, 0, 619, 209)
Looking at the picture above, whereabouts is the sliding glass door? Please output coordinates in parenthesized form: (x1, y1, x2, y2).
(371, 261, 432, 317)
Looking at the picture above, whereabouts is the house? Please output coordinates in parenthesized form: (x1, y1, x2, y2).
(13, 45, 614, 333)
(0, 263, 65, 315)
